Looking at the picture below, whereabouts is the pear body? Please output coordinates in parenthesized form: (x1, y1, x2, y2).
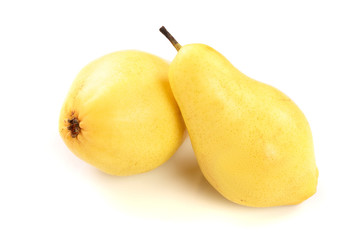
(59, 50, 185, 176)
(169, 44, 318, 207)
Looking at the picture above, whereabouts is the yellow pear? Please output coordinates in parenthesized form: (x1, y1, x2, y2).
(59, 50, 185, 176)
(160, 27, 318, 207)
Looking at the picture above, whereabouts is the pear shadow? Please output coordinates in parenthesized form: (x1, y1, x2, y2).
(89, 136, 301, 224)
(168, 136, 231, 204)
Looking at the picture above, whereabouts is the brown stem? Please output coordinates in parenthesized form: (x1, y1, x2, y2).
(159, 26, 182, 51)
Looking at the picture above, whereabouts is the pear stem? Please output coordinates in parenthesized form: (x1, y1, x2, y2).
(159, 26, 182, 51)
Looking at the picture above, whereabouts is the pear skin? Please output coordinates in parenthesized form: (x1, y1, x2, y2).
(59, 50, 185, 176)
(161, 27, 318, 207)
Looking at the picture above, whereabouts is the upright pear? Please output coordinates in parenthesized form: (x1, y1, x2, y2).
(59, 50, 185, 176)
(160, 27, 318, 207)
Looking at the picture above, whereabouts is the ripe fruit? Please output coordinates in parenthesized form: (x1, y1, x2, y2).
(59, 50, 185, 176)
(160, 26, 318, 207)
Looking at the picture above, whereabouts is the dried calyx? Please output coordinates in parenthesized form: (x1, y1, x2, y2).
(67, 118, 81, 138)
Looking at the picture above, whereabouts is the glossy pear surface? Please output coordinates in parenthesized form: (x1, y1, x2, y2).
(169, 44, 318, 207)
(59, 50, 185, 176)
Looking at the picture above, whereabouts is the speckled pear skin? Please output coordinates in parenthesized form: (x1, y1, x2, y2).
(169, 44, 318, 207)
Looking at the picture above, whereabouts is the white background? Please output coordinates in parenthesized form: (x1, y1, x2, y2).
(1, 0, 359, 239)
